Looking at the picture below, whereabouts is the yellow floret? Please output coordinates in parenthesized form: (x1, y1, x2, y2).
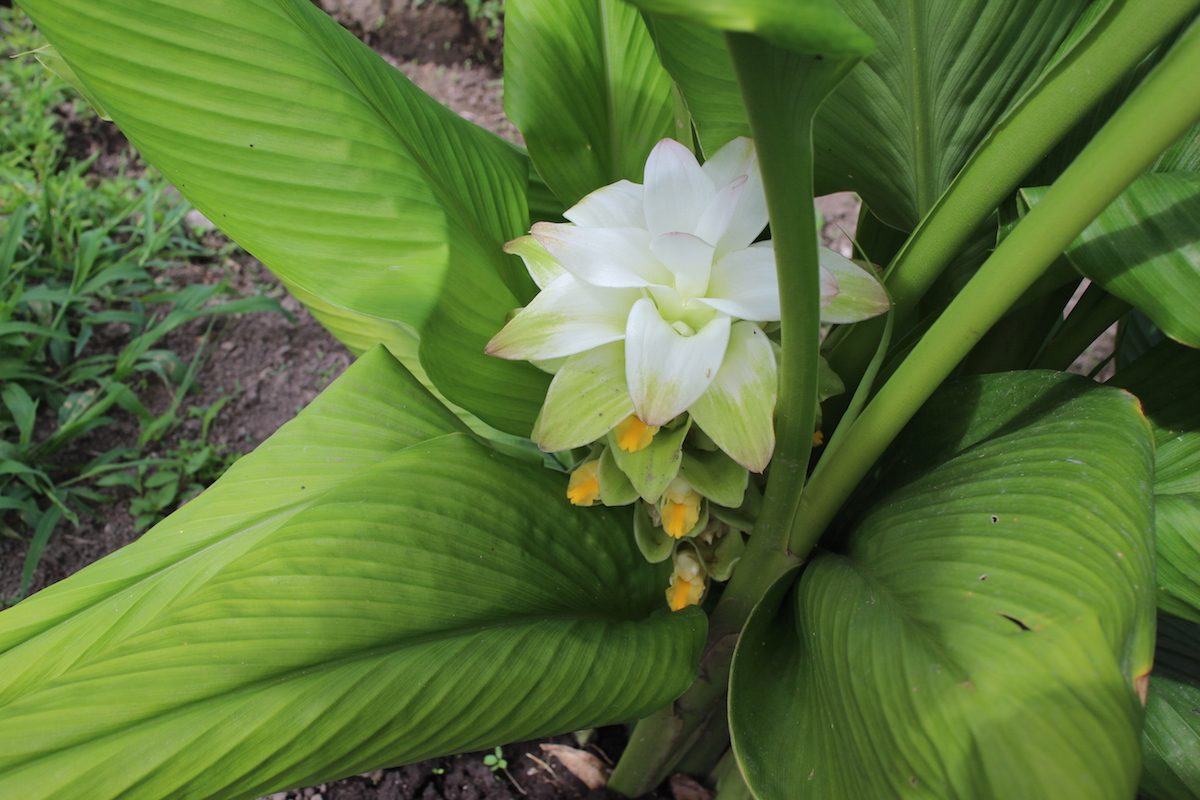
(614, 415, 659, 453)
(566, 461, 601, 506)
(666, 552, 706, 611)
(660, 477, 701, 538)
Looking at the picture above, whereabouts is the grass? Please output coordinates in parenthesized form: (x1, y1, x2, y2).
(0, 8, 282, 602)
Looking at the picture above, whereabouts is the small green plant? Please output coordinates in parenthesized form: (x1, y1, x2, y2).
(481, 746, 507, 773)
(101, 396, 238, 531)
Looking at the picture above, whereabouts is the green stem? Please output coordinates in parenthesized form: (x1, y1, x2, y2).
(791, 18, 1200, 556)
(608, 35, 858, 796)
(827, 0, 1199, 383)
(818, 310, 893, 468)
(1032, 289, 1131, 371)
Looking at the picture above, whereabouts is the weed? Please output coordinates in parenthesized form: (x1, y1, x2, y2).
(482, 746, 507, 772)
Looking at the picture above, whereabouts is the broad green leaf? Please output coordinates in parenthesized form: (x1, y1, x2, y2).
(0, 345, 466, 644)
(1140, 614, 1200, 799)
(1157, 497, 1200, 623)
(812, 1, 1091, 229)
(642, 18, 747, 157)
(731, 372, 1155, 799)
(643, 3, 1090, 226)
(630, 0, 874, 57)
(1156, 123, 1200, 173)
(1023, 175, 1200, 348)
(31, 45, 110, 119)
(504, 0, 676, 205)
(19, 0, 547, 433)
(1113, 342, 1200, 622)
(0, 348, 704, 799)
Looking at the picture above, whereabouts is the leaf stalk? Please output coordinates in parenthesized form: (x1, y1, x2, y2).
(791, 18, 1200, 556)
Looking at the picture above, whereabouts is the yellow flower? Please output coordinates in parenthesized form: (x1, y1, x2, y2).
(613, 414, 659, 453)
(666, 551, 705, 611)
(659, 477, 701, 538)
(565, 460, 601, 506)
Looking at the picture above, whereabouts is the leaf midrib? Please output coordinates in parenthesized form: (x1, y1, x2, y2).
(903, 0, 936, 217)
(598, 0, 623, 184)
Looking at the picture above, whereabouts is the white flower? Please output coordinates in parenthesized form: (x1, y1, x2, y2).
(487, 137, 887, 472)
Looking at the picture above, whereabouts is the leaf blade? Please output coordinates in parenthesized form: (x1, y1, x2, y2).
(504, 0, 676, 205)
(731, 372, 1155, 799)
(0, 350, 704, 799)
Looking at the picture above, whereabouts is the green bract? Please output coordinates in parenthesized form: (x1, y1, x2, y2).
(4, 0, 1200, 798)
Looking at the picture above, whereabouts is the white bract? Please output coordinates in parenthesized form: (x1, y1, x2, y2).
(488, 137, 888, 472)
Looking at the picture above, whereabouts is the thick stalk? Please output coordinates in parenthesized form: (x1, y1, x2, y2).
(791, 20, 1200, 555)
(608, 34, 851, 796)
(827, 0, 1199, 382)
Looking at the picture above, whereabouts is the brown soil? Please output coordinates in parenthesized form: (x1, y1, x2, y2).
(815, 192, 860, 258)
(262, 729, 677, 800)
(323, 0, 503, 70)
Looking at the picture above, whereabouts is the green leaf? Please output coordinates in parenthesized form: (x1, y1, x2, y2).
(630, 0, 874, 57)
(1156, 123, 1200, 173)
(1113, 342, 1200, 622)
(1140, 614, 1200, 799)
(812, 1, 1093, 229)
(504, 0, 677, 205)
(1, 384, 37, 448)
(18, 507, 61, 602)
(1023, 174, 1200, 348)
(31, 45, 111, 119)
(1157, 497, 1200, 623)
(19, 0, 545, 432)
(730, 371, 1155, 799)
(640, 18, 748, 156)
(643, 2, 1091, 226)
(0, 348, 704, 799)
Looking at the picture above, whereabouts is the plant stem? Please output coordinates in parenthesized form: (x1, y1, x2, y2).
(826, 0, 1200, 383)
(791, 18, 1200, 556)
(608, 34, 860, 796)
